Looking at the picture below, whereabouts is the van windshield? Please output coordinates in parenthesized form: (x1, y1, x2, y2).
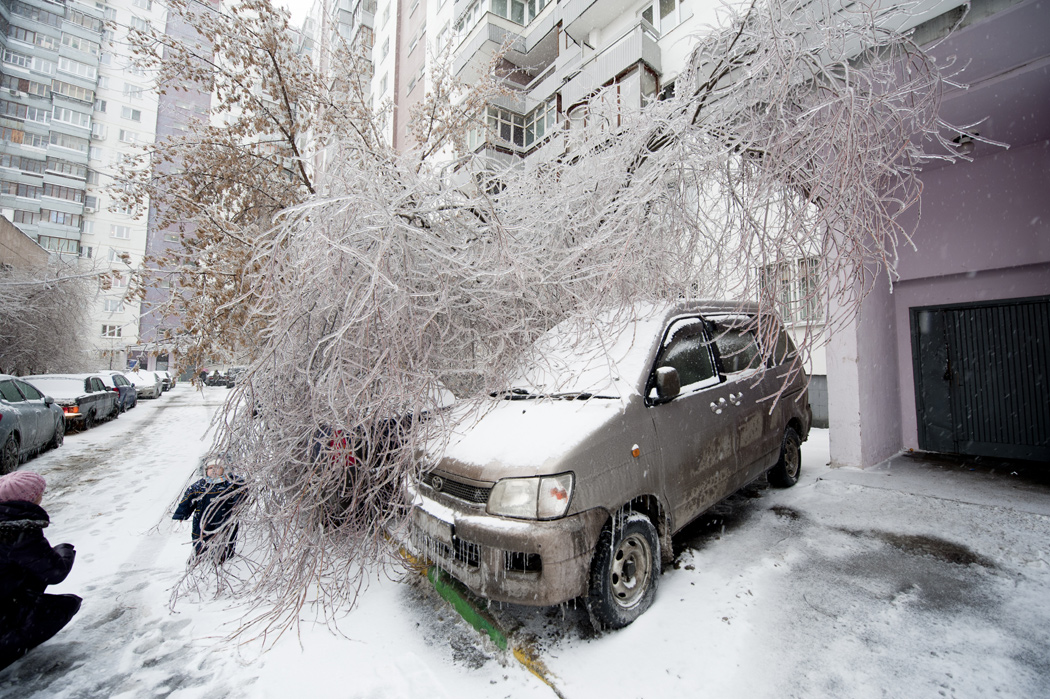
(507, 304, 668, 399)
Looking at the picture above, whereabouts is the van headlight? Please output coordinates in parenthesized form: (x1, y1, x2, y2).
(487, 473, 574, 520)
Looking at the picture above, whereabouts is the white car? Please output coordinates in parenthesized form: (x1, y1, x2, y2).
(125, 370, 162, 399)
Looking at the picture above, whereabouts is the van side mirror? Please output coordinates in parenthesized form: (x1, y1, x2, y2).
(654, 367, 680, 403)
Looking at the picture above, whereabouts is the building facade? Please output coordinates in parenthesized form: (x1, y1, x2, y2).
(827, 0, 1050, 467)
(0, 0, 164, 369)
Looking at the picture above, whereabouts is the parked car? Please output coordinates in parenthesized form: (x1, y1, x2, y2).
(204, 371, 230, 387)
(125, 370, 162, 399)
(0, 375, 65, 474)
(95, 371, 137, 412)
(22, 374, 119, 431)
(408, 301, 811, 629)
(158, 370, 175, 391)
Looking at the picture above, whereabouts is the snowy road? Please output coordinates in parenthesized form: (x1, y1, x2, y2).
(2, 386, 1049, 698)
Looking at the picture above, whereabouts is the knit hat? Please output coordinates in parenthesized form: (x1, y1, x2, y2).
(0, 471, 47, 503)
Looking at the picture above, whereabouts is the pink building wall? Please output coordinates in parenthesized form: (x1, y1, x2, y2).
(827, 0, 1050, 468)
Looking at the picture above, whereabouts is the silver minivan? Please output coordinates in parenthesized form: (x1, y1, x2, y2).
(409, 300, 811, 628)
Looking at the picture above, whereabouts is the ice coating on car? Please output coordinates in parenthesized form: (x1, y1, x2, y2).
(509, 301, 669, 398)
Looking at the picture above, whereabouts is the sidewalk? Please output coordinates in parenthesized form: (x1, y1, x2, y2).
(822, 448, 1050, 517)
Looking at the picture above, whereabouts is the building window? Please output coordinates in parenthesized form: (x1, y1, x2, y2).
(118, 129, 138, 144)
(132, 0, 153, 10)
(36, 235, 78, 254)
(104, 299, 125, 313)
(163, 233, 179, 242)
(111, 224, 131, 239)
(79, 245, 93, 258)
(487, 106, 524, 147)
(52, 106, 91, 129)
(130, 17, 150, 32)
(121, 106, 142, 122)
(61, 34, 101, 56)
(641, 0, 687, 35)
(760, 257, 823, 325)
(101, 324, 122, 338)
(58, 57, 98, 80)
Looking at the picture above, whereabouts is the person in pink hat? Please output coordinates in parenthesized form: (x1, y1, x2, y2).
(0, 471, 81, 671)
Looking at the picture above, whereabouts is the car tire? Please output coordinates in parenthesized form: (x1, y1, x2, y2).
(768, 427, 802, 488)
(587, 512, 660, 630)
(83, 410, 95, 430)
(50, 419, 64, 450)
(1, 434, 19, 475)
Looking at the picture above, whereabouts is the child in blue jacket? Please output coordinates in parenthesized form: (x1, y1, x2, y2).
(173, 459, 246, 563)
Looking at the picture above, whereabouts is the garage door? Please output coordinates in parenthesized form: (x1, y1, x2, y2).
(911, 296, 1049, 462)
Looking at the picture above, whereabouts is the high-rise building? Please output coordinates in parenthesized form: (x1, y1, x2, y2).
(0, 0, 164, 370)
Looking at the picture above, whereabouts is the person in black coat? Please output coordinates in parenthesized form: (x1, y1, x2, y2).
(0, 471, 81, 671)
(172, 459, 246, 563)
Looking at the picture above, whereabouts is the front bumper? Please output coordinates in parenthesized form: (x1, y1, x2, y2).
(408, 492, 607, 607)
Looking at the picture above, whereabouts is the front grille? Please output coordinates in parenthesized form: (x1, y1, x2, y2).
(422, 472, 491, 505)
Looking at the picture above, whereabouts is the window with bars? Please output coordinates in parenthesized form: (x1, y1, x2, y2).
(760, 257, 823, 325)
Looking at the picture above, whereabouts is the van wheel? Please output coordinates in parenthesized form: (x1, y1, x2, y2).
(1, 434, 19, 474)
(587, 513, 660, 630)
(769, 427, 802, 487)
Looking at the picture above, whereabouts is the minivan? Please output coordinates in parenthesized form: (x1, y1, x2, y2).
(409, 300, 811, 628)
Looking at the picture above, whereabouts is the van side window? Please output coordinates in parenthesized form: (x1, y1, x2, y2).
(655, 318, 717, 390)
(771, 328, 798, 367)
(711, 323, 761, 374)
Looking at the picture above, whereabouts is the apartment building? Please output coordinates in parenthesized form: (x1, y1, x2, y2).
(135, 3, 210, 374)
(0, 0, 163, 369)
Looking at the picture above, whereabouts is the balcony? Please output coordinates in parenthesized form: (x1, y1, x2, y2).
(561, 21, 661, 109)
(452, 7, 558, 85)
(562, 0, 640, 45)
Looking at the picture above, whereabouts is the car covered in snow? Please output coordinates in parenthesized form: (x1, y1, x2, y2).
(0, 374, 65, 474)
(125, 370, 162, 399)
(21, 374, 119, 430)
(94, 371, 137, 412)
(408, 300, 811, 628)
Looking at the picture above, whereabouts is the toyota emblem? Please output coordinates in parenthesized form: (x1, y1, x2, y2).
(431, 476, 444, 492)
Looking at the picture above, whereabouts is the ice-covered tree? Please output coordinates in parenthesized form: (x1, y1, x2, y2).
(175, 0, 986, 636)
(0, 264, 95, 375)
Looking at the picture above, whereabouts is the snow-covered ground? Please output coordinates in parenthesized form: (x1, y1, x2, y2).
(2, 386, 1049, 698)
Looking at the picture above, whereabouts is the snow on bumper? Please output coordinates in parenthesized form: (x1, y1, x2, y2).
(409, 494, 607, 607)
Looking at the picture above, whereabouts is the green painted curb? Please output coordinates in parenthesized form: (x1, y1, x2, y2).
(426, 566, 508, 651)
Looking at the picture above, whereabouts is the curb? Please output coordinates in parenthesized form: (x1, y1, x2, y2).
(401, 548, 565, 697)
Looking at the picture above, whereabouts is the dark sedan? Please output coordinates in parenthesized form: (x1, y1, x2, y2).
(94, 371, 137, 413)
(0, 374, 64, 474)
(22, 375, 119, 431)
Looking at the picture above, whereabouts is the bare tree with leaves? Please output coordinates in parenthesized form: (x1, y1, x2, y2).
(117, 0, 380, 372)
(169, 0, 985, 639)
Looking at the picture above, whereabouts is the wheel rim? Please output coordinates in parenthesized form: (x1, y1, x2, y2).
(609, 532, 653, 609)
(55, 421, 64, 447)
(784, 438, 800, 479)
(2, 437, 17, 472)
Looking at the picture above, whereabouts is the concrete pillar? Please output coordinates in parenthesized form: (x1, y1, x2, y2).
(826, 274, 905, 468)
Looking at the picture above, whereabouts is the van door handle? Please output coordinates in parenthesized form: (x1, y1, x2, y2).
(710, 397, 726, 414)
(729, 392, 743, 406)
